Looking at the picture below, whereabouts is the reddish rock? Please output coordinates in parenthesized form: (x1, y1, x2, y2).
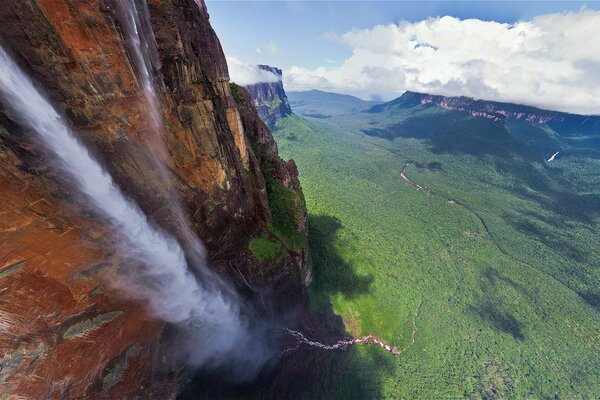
(0, 0, 308, 397)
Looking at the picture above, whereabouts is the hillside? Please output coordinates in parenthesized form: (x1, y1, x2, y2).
(288, 89, 382, 118)
(368, 91, 600, 160)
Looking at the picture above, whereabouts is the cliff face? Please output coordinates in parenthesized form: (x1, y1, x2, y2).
(231, 83, 310, 291)
(0, 0, 307, 398)
(244, 65, 292, 127)
(373, 91, 600, 129)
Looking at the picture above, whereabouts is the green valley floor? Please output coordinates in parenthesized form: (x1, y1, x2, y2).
(269, 112, 600, 399)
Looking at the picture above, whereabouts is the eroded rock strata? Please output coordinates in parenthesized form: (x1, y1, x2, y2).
(372, 91, 600, 128)
(0, 0, 308, 398)
(244, 65, 292, 127)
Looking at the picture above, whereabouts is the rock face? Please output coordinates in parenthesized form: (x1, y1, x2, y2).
(372, 91, 600, 129)
(244, 65, 292, 127)
(231, 83, 310, 292)
(0, 0, 308, 398)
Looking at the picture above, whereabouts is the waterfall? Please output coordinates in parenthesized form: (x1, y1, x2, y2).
(112, 0, 212, 275)
(114, 0, 163, 140)
(0, 47, 269, 378)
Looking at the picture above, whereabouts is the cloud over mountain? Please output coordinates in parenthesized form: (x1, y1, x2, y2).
(227, 56, 280, 86)
(285, 10, 600, 115)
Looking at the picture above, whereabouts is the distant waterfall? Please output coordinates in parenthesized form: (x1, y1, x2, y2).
(0, 47, 269, 378)
(112, 0, 212, 274)
(113, 0, 163, 136)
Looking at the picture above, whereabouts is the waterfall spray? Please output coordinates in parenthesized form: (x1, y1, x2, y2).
(0, 47, 271, 378)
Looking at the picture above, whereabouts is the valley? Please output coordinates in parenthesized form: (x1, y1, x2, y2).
(265, 94, 600, 398)
(0, 1, 598, 398)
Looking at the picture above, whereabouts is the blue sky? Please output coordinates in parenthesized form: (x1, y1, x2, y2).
(207, 1, 595, 70)
(206, 1, 600, 114)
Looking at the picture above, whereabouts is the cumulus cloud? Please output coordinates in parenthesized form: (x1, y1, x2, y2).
(256, 41, 281, 55)
(285, 10, 600, 115)
(227, 56, 280, 86)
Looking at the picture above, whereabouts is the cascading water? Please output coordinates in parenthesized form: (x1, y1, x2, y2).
(281, 302, 422, 356)
(0, 47, 270, 379)
(0, 0, 406, 382)
(111, 0, 212, 275)
(109, 0, 407, 364)
(0, 48, 195, 322)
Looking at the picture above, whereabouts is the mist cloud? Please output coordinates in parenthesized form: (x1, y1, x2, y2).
(285, 10, 600, 115)
(227, 56, 280, 85)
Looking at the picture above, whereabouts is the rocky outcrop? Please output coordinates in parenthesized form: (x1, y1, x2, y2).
(0, 0, 308, 398)
(244, 65, 292, 127)
(231, 83, 310, 293)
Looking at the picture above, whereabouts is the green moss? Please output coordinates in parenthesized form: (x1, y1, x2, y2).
(264, 98, 282, 112)
(265, 176, 306, 253)
(248, 237, 283, 262)
(230, 82, 308, 256)
(230, 82, 244, 105)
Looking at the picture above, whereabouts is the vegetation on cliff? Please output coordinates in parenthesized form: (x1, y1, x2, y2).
(231, 83, 308, 267)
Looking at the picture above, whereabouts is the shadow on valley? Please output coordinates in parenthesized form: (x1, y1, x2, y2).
(470, 267, 527, 341)
(578, 291, 600, 311)
(363, 112, 559, 193)
(503, 212, 592, 264)
(308, 214, 374, 300)
(177, 214, 389, 399)
(362, 112, 520, 159)
(480, 267, 534, 299)
(471, 302, 525, 340)
(364, 111, 600, 224)
(413, 161, 444, 172)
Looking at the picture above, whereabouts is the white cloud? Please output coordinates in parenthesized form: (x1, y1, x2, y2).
(256, 41, 281, 55)
(226, 56, 280, 86)
(285, 10, 600, 115)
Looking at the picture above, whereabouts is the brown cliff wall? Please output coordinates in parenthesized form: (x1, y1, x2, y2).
(0, 0, 308, 398)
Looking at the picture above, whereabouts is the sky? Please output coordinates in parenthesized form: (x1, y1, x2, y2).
(206, 1, 600, 114)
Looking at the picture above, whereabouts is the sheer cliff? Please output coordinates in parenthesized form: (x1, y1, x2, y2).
(370, 91, 600, 128)
(0, 0, 308, 398)
(244, 65, 292, 127)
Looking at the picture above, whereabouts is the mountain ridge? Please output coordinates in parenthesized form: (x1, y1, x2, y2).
(288, 89, 382, 118)
(369, 91, 600, 129)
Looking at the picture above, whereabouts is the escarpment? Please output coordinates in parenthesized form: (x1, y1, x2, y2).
(370, 91, 600, 128)
(0, 0, 308, 398)
(244, 65, 292, 127)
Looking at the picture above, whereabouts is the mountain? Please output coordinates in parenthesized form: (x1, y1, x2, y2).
(288, 89, 383, 118)
(366, 91, 600, 161)
(370, 91, 600, 131)
(0, 1, 308, 398)
(244, 65, 292, 127)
